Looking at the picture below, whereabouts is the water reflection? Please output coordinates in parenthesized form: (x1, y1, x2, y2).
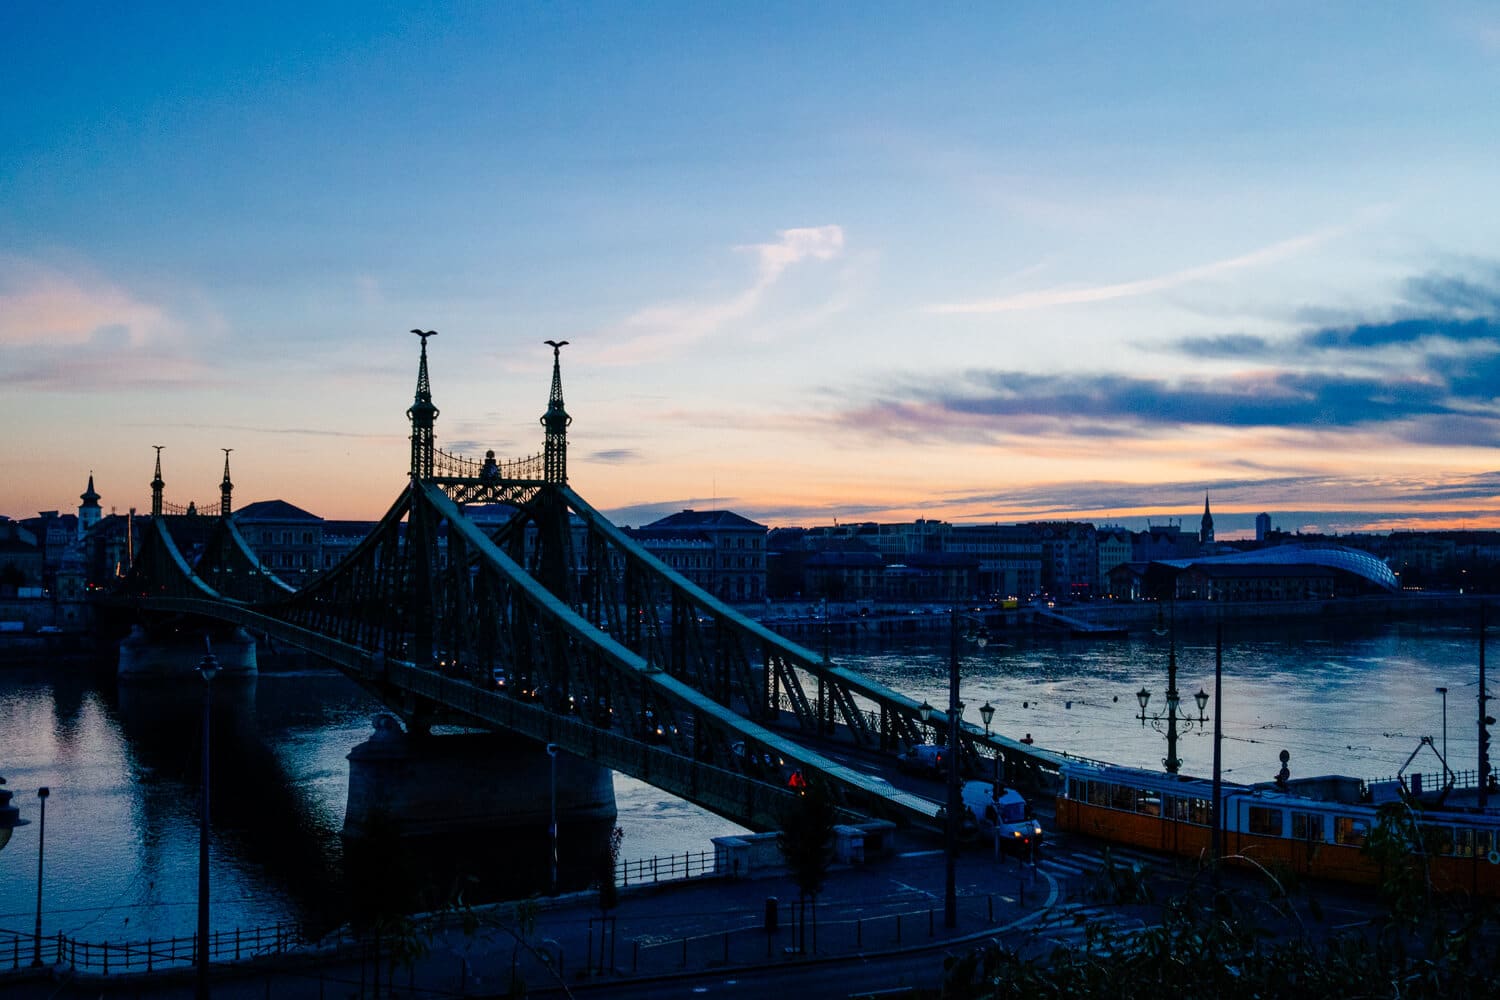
(114, 677, 348, 935)
(837, 617, 1488, 785)
(2, 615, 1483, 941)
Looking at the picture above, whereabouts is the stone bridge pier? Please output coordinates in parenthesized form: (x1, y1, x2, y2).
(116, 624, 259, 681)
(344, 715, 620, 891)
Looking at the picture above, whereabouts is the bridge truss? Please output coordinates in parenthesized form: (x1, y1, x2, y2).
(113, 342, 1060, 831)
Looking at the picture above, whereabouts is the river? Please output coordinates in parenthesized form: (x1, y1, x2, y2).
(0, 614, 1489, 944)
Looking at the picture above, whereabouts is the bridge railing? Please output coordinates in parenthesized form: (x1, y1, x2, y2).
(617, 849, 715, 886)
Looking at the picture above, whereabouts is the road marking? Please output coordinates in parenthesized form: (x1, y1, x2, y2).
(898, 849, 943, 858)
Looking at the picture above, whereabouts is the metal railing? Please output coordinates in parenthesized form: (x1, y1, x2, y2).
(0, 850, 722, 977)
(1365, 767, 1496, 796)
(1, 922, 306, 975)
(433, 446, 546, 481)
(616, 849, 715, 887)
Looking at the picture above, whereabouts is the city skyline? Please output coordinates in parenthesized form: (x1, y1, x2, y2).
(3, 5, 1498, 535)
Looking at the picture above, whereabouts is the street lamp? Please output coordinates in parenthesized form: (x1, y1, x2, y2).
(197, 644, 218, 1000)
(1136, 619, 1208, 774)
(547, 743, 560, 894)
(979, 701, 995, 737)
(0, 776, 26, 854)
(31, 786, 48, 967)
(1436, 686, 1449, 764)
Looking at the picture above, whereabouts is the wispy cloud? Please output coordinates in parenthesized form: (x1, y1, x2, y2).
(0, 255, 230, 390)
(0, 256, 171, 347)
(594, 225, 845, 364)
(833, 266, 1500, 448)
(925, 226, 1341, 315)
(589, 448, 642, 464)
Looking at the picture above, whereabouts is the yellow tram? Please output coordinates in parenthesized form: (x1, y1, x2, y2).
(1055, 760, 1500, 897)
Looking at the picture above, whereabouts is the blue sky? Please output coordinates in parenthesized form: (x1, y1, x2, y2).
(3, 4, 1498, 535)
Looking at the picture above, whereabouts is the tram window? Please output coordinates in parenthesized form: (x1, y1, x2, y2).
(1248, 807, 1283, 836)
(1112, 785, 1140, 811)
(1455, 828, 1474, 858)
(1188, 798, 1211, 825)
(1335, 816, 1369, 847)
(1477, 830, 1494, 857)
(1292, 811, 1321, 841)
(1140, 795, 1161, 817)
(1432, 827, 1455, 856)
(1088, 782, 1108, 806)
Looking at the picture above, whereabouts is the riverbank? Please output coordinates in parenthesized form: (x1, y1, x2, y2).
(761, 591, 1490, 641)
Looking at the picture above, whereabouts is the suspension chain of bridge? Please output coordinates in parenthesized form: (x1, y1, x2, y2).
(109, 332, 1062, 832)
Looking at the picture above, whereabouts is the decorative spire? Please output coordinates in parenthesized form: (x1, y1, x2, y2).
(1199, 492, 1215, 546)
(540, 340, 571, 485)
(151, 445, 165, 517)
(78, 472, 102, 538)
(220, 448, 234, 517)
(407, 330, 440, 480)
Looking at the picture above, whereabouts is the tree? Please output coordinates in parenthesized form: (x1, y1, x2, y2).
(596, 825, 624, 915)
(777, 778, 837, 953)
(940, 833, 1500, 999)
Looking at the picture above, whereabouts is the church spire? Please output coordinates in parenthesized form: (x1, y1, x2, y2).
(150, 445, 165, 517)
(220, 448, 234, 517)
(540, 340, 571, 485)
(1199, 492, 1215, 546)
(407, 330, 439, 480)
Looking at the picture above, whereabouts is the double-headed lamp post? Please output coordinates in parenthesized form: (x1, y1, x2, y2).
(1136, 634, 1209, 774)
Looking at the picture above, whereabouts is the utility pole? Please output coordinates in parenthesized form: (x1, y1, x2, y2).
(1211, 624, 1223, 883)
(944, 610, 961, 930)
(1480, 603, 1491, 812)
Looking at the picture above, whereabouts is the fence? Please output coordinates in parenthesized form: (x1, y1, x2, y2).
(1365, 767, 1495, 795)
(1, 852, 719, 977)
(616, 849, 715, 886)
(0, 922, 306, 975)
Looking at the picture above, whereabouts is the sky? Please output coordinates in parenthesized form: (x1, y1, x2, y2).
(3, 3, 1499, 538)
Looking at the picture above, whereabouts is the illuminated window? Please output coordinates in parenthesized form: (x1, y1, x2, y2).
(1335, 816, 1369, 847)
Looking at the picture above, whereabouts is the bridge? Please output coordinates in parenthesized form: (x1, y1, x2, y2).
(108, 333, 1063, 833)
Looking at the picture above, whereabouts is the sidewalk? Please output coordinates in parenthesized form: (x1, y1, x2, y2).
(0, 846, 1059, 998)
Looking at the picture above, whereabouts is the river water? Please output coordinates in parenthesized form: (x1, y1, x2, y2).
(0, 615, 1489, 944)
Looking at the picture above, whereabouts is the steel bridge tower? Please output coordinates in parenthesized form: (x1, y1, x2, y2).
(150, 445, 165, 517)
(219, 448, 234, 517)
(408, 329, 439, 481)
(541, 339, 570, 486)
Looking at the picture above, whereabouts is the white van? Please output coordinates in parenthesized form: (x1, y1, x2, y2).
(962, 780, 1043, 855)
